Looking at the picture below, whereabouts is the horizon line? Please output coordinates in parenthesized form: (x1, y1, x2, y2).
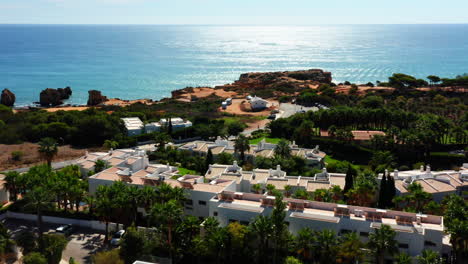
(1, 23, 468, 26)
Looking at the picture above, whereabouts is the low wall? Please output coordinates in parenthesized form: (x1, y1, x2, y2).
(4, 211, 117, 231)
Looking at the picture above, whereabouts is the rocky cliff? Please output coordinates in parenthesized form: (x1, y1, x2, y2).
(1, 89, 16, 107)
(87, 90, 108, 106)
(39, 87, 73, 106)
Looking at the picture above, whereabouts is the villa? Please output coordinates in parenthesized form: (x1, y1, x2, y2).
(381, 165, 468, 202)
(121, 117, 144, 136)
(205, 161, 346, 194)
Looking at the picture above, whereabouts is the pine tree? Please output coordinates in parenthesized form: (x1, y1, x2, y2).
(167, 118, 173, 135)
(378, 174, 388, 208)
(343, 164, 355, 199)
(205, 148, 214, 172)
(386, 176, 396, 208)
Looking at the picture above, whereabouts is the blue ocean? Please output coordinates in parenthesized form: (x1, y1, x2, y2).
(1, 24, 468, 106)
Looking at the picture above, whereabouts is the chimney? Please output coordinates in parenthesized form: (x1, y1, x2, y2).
(277, 164, 281, 171)
(233, 160, 238, 167)
(420, 165, 424, 172)
(385, 169, 389, 177)
(394, 169, 399, 178)
(426, 164, 431, 173)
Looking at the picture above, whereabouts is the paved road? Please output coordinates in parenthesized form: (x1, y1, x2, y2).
(3, 219, 104, 264)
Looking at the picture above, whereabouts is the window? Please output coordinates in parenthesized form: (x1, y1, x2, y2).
(213, 211, 218, 216)
(198, 200, 207, 206)
(424, 240, 437, 247)
(359, 232, 369, 237)
(185, 200, 193, 206)
(229, 219, 237, 223)
(240, 221, 249, 226)
(398, 243, 409, 249)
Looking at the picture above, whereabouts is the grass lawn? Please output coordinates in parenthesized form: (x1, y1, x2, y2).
(249, 137, 282, 145)
(178, 167, 197, 176)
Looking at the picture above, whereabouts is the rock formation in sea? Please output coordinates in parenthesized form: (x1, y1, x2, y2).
(1, 89, 16, 107)
(87, 90, 108, 106)
(39, 87, 73, 106)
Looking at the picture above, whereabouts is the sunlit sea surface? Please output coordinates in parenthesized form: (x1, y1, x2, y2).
(1, 24, 468, 105)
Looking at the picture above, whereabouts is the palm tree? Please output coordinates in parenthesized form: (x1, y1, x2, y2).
(337, 232, 365, 264)
(274, 140, 291, 158)
(94, 195, 114, 243)
(0, 223, 15, 263)
(417, 249, 442, 264)
(284, 185, 292, 198)
(94, 159, 107, 173)
(405, 183, 431, 212)
(294, 228, 315, 262)
(24, 187, 54, 244)
(314, 230, 338, 263)
(38, 137, 58, 167)
(252, 183, 262, 194)
(250, 215, 273, 264)
(3, 171, 20, 202)
(234, 134, 250, 163)
(266, 184, 276, 195)
(395, 252, 412, 264)
(367, 224, 398, 264)
(150, 199, 183, 260)
(154, 132, 172, 151)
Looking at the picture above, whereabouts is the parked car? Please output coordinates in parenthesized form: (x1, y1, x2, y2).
(56, 224, 74, 236)
(110, 230, 126, 246)
(267, 114, 276, 120)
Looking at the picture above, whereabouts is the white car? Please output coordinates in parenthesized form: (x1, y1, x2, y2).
(110, 230, 126, 246)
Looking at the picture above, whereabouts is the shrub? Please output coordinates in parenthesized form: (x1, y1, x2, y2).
(23, 252, 47, 264)
(11, 151, 24, 161)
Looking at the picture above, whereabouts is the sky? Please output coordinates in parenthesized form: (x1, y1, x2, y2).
(1, 0, 468, 25)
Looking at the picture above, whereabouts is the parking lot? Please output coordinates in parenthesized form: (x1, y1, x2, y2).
(3, 219, 105, 264)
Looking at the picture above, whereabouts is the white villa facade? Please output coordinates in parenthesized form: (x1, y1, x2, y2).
(179, 139, 326, 167)
(381, 165, 468, 202)
(122, 117, 192, 136)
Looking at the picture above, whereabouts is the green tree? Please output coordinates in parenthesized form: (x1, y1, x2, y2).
(427, 75, 441, 86)
(3, 171, 20, 202)
(314, 230, 338, 263)
(94, 159, 107, 173)
(154, 132, 172, 151)
(234, 134, 250, 163)
(337, 232, 365, 264)
(23, 252, 47, 264)
(416, 249, 442, 264)
(216, 152, 234, 164)
(252, 183, 262, 194)
(150, 199, 184, 260)
(271, 193, 288, 264)
(274, 140, 291, 158)
(284, 185, 292, 198)
(294, 228, 315, 262)
(227, 121, 246, 136)
(119, 226, 146, 264)
(38, 137, 58, 167)
(16, 231, 37, 255)
(0, 223, 15, 263)
(205, 148, 214, 172)
(284, 256, 303, 264)
(266, 184, 276, 195)
(378, 174, 388, 208)
(25, 187, 54, 244)
(41, 234, 69, 264)
(93, 249, 124, 264)
(250, 215, 274, 264)
(395, 252, 412, 264)
(367, 225, 398, 264)
(343, 164, 356, 198)
(443, 195, 468, 264)
(103, 139, 119, 150)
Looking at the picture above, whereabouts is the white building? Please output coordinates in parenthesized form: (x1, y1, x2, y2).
(0, 175, 10, 205)
(121, 117, 144, 136)
(209, 190, 448, 258)
(205, 162, 345, 194)
(179, 139, 326, 167)
(249, 96, 269, 110)
(381, 165, 468, 202)
(145, 117, 192, 133)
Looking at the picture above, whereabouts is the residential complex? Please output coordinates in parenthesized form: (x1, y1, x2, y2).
(80, 149, 453, 258)
(179, 139, 326, 167)
(249, 96, 269, 110)
(121, 117, 192, 136)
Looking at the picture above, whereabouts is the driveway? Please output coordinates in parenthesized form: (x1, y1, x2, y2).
(3, 219, 104, 264)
